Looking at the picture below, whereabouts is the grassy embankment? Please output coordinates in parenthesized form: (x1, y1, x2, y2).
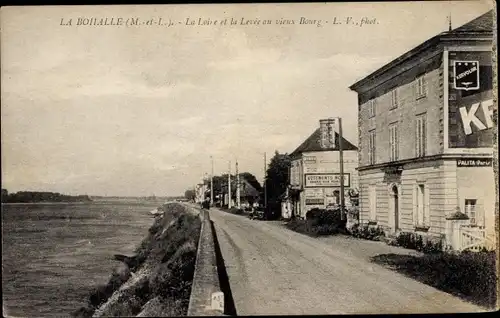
(73, 203, 201, 317)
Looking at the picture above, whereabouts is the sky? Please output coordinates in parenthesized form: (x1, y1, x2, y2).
(1, 1, 494, 196)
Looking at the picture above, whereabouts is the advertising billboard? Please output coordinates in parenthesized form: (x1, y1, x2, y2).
(448, 51, 494, 149)
(305, 173, 350, 187)
(290, 160, 301, 187)
(305, 188, 324, 205)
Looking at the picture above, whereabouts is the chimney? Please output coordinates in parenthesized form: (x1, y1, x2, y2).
(319, 118, 337, 149)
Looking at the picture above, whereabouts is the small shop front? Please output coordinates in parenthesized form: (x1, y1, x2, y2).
(298, 173, 351, 218)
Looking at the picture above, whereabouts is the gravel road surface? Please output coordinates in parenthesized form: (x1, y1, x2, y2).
(209, 208, 486, 315)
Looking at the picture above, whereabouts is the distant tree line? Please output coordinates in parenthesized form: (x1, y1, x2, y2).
(184, 189, 196, 201)
(1, 189, 92, 203)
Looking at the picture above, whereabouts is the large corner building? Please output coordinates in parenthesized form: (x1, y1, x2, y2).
(349, 10, 495, 245)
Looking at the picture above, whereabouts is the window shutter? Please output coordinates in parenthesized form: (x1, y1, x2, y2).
(418, 119, 421, 157)
(395, 125, 399, 160)
(412, 185, 418, 226)
(370, 186, 377, 221)
(424, 185, 430, 226)
(415, 120, 419, 157)
(477, 203, 485, 227)
(422, 116, 426, 156)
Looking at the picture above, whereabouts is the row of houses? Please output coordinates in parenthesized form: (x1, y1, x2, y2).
(286, 10, 495, 250)
(195, 174, 261, 208)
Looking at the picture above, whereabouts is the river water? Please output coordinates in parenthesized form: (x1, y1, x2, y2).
(1, 199, 163, 317)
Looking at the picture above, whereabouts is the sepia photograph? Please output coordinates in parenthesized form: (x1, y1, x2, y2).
(1, 1, 498, 316)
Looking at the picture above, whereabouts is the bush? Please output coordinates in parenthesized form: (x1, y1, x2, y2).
(395, 232, 443, 254)
(346, 206, 359, 220)
(306, 208, 346, 229)
(350, 224, 385, 241)
(150, 241, 197, 308)
(286, 208, 346, 237)
(371, 250, 497, 308)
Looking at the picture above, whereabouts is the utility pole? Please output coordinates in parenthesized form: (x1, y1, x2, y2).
(210, 156, 214, 207)
(236, 160, 241, 208)
(228, 160, 232, 209)
(264, 152, 267, 209)
(338, 117, 345, 220)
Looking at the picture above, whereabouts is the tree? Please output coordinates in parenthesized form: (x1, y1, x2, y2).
(240, 172, 263, 192)
(1, 189, 8, 203)
(184, 189, 195, 201)
(264, 151, 291, 219)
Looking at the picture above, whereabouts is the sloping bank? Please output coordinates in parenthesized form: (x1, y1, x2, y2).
(72, 202, 201, 317)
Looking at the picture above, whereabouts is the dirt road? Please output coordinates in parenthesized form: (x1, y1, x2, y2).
(209, 208, 486, 315)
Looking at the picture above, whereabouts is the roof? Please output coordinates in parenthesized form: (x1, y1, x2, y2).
(452, 10, 494, 32)
(221, 176, 260, 197)
(349, 10, 494, 91)
(240, 179, 260, 197)
(290, 128, 358, 158)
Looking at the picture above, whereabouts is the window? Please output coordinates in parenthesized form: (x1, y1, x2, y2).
(414, 184, 430, 227)
(368, 130, 376, 165)
(389, 123, 399, 161)
(416, 114, 426, 157)
(416, 75, 427, 98)
(465, 199, 477, 225)
(391, 89, 399, 109)
(368, 99, 376, 118)
(369, 186, 377, 221)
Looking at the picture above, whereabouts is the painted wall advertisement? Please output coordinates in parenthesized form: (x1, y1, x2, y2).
(448, 51, 493, 148)
(305, 173, 350, 188)
(305, 188, 324, 205)
(290, 160, 301, 187)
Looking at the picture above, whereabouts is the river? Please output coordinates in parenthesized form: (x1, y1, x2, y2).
(1, 199, 164, 317)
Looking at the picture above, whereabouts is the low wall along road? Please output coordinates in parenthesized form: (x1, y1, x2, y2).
(187, 206, 225, 316)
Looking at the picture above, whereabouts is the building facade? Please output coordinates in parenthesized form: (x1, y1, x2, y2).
(289, 118, 359, 219)
(220, 174, 261, 208)
(349, 11, 495, 247)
